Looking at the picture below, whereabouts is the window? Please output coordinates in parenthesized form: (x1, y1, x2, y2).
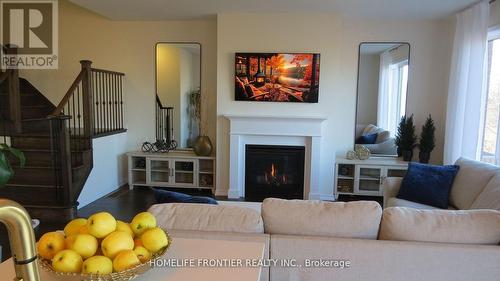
(480, 29, 500, 164)
(387, 60, 408, 135)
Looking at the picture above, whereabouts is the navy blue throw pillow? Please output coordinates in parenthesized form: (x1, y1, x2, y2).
(356, 133, 378, 144)
(153, 189, 218, 205)
(397, 162, 459, 209)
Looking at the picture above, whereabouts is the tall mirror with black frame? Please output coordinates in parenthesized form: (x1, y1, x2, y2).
(155, 42, 201, 149)
(355, 42, 410, 157)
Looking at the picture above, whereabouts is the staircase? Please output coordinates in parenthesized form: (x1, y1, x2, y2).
(0, 45, 125, 222)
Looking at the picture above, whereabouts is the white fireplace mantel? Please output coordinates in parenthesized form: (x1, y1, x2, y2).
(225, 115, 326, 199)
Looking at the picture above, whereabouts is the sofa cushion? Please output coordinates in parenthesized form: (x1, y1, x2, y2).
(379, 207, 500, 245)
(450, 157, 499, 209)
(148, 203, 264, 234)
(261, 198, 382, 239)
(470, 172, 500, 211)
(397, 163, 459, 209)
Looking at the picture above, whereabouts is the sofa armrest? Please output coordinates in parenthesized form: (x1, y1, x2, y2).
(383, 177, 403, 207)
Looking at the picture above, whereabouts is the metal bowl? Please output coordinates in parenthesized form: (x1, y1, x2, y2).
(39, 230, 172, 281)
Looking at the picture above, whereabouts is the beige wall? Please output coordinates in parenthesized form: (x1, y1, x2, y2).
(20, 0, 217, 151)
(17, 1, 459, 200)
(216, 13, 454, 197)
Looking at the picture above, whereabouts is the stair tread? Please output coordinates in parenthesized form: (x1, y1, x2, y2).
(10, 164, 85, 170)
(20, 105, 50, 108)
(4, 183, 58, 189)
(11, 147, 91, 151)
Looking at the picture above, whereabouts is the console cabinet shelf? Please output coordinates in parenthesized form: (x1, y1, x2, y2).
(127, 151, 215, 191)
(335, 157, 408, 198)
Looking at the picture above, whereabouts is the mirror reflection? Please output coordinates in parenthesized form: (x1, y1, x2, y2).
(355, 43, 410, 156)
(156, 43, 201, 148)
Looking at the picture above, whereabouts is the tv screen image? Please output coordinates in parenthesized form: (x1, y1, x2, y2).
(235, 53, 320, 103)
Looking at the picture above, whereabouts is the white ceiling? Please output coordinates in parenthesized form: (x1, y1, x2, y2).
(69, 0, 479, 21)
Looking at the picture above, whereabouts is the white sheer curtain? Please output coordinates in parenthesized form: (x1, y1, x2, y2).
(378, 49, 408, 136)
(444, 0, 489, 164)
(377, 51, 391, 133)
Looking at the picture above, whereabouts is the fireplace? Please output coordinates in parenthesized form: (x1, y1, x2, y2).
(245, 145, 305, 201)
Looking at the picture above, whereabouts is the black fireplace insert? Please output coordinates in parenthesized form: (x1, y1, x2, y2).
(245, 145, 305, 202)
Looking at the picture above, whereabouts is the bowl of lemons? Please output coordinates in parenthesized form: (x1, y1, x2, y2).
(37, 211, 171, 281)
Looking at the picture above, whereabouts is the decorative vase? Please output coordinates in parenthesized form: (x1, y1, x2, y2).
(346, 150, 357, 160)
(193, 135, 212, 156)
(402, 150, 413, 162)
(419, 152, 430, 164)
(355, 145, 371, 160)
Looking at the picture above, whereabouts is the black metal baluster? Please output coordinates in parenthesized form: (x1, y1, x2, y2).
(105, 73, 109, 132)
(112, 74, 116, 131)
(99, 72, 106, 133)
(114, 74, 118, 131)
(119, 76, 123, 130)
(109, 73, 112, 132)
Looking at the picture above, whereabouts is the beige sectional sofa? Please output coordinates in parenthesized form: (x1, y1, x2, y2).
(148, 198, 500, 281)
(384, 157, 500, 210)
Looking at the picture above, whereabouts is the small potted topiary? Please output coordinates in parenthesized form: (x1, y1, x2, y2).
(394, 116, 405, 157)
(395, 115, 417, 162)
(418, 115, 436, 164)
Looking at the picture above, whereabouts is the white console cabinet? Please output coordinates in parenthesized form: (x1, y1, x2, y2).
(127, 151, 215, 191)
(335, 157, 408, 198)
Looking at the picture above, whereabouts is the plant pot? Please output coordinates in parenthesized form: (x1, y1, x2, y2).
(193, 135, 212, 156)
(402, 150, 413, 162)
(419, 151, 431, 164)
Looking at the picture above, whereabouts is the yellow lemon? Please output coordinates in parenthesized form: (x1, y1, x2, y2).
(52, 250, 83, 273)
(101, 231, 134, 259)
(70, 234, 98, 259)
(113, 250, 141, 272)
(133, 246, 151, 263)
(82, 256, 113, 274)
(87, 212, 117, 238)
(37, 232, 65, 260)
(63, 218, 88, 236)
(130, 212, 156, 236)
(116, 220, 134, 237)
(141, 227, 168, 253)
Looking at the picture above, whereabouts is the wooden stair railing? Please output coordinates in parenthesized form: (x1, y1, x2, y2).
(47, 60, 126, 215)
(1, 53, 126, 222)
(0, 45, 21, 133)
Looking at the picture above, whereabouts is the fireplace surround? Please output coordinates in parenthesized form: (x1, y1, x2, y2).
(225, 115, 326, 200)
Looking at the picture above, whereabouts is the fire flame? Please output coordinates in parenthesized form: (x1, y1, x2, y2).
(265, 163, 287, 185)
(271, 163, 277, 177)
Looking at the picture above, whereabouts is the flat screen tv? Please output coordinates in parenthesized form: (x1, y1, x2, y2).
(235, 53, 320, 103)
